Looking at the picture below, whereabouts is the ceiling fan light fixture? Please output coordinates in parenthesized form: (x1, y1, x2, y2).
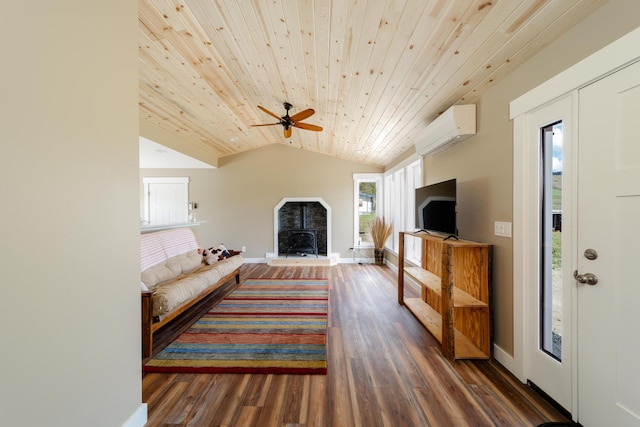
(250, 102, 323, 138)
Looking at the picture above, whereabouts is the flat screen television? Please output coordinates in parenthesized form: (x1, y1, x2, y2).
(414, 178, 457, 236)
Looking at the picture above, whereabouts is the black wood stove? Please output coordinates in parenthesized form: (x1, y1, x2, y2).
(285, 229, 318, 257)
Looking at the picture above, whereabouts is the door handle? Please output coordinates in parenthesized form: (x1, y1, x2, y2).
(573, 270, 598, 286)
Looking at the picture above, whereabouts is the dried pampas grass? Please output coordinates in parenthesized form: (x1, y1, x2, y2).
(370, 217, 393, 248)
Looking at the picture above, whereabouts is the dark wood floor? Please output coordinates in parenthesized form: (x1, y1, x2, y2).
(142, 263, 571, 426)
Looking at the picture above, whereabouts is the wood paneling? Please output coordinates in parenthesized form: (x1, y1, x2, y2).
(143, 263, 570, 426)
(138, 0, 607, 167)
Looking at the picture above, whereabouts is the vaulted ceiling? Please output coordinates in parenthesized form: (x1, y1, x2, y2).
(139, 0, 606, 167)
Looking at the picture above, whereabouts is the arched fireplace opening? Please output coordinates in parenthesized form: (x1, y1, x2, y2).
(277, 201, 327, 256)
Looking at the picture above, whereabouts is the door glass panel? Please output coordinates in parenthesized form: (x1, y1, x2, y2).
(358, 181, 377, 245)
(540, 122, 563, 360)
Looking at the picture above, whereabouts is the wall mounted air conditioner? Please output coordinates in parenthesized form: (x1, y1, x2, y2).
(415, 104, 476, 156)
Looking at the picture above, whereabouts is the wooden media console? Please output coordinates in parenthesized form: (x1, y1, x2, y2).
(398, 231, 492, 360)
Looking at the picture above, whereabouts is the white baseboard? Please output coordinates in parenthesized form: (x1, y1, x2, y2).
(242, 257, 267, 263)
(122, 403, 147, 427)
(385, 259, 398, 273)
(340, 257, 375, 264)
(247, 256, 385, 264)
(493, 344, 525, 383)
(254, 258, 392, 265)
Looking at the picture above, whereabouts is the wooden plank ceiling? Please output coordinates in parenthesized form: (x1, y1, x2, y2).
(139, 0, 606, 167)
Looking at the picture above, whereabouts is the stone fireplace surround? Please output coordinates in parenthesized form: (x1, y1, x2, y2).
(267, 197, 339, 266)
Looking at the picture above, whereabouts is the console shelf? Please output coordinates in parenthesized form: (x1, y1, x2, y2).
(398, 232, 492, 360)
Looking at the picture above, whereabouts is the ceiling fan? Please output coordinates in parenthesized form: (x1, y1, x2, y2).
(251, 102, 323, 138)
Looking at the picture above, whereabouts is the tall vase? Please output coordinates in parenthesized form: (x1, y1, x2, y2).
(374, 248, 385, 265)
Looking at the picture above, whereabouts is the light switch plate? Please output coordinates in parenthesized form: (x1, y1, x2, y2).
(494, 221, 512, 238)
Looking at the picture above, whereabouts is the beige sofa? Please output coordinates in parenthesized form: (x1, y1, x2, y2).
(140, 227, 243, 357)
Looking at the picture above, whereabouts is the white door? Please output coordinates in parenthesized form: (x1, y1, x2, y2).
(576, 60, 640, 426)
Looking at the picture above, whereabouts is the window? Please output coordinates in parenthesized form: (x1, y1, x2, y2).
(353, 174, 383, 247)
(142, 177, 189, 225)
(384, 159, 421, 258)
(540, 121, 563, 360)
(353, 159, 422, 254)
(402, 160, 422, 262)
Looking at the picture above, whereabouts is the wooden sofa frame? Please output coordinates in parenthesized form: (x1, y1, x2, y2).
(141, 265, 241, 359)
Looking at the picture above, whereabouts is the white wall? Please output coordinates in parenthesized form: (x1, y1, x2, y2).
(0, 1, 144, 426)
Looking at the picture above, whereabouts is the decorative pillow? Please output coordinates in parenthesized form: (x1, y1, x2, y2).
(201, 244, 232, 265)
(202, 247, 219, 265)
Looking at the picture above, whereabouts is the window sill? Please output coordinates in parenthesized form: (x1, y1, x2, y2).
(140, 221, 206, 233)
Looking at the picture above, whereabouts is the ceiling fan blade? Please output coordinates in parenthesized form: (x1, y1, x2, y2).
(293, 122, 323, 132)
(290, 108, 315, 122)
(250, 122, 280, 127)
(257, 105, 282, 120)
(284, 127, 292, 138)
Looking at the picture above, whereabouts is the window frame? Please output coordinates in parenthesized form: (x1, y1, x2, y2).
(353, 173, 383, 248)
(383, 159, 422, 259)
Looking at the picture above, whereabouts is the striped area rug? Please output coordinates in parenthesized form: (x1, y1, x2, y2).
(144, 278, 329, 375)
